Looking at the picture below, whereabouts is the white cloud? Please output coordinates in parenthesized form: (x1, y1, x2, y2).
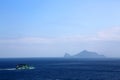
(0, 35, 97, 44)
(97, 26, 120, 40)
(0, 27, 120, 44)
(0, 37, 54, 44)
(59, 26, 120, 41)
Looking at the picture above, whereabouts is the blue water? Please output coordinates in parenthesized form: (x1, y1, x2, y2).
(0, 58, 120, 80)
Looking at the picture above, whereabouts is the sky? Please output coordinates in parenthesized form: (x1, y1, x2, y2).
(0, 0, 120, 57)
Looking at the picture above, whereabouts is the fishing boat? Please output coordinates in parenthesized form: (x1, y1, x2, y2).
(16, 64, 34, 70)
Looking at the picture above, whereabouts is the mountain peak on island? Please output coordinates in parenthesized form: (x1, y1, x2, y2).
(64, 50, 106, 58)
(64, 53, 71, 57)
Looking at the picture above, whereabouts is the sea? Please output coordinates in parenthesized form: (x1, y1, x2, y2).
(0, 58, 120, 80)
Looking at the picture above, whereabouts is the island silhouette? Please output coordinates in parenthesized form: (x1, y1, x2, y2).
(64, 50, 106, 58)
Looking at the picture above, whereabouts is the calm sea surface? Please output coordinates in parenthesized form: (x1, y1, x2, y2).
(0, 58, 120, 80)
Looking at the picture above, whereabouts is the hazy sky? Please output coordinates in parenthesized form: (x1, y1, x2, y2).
(0, 0, 120, 57)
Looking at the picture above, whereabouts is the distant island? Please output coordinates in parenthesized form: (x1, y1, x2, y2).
(64, 50, 106, 58)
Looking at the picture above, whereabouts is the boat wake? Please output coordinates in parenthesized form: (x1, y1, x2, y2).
(0, 68, 16, 71)
(0, 67, 35, 71)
